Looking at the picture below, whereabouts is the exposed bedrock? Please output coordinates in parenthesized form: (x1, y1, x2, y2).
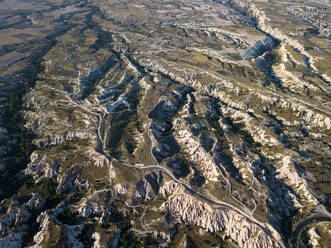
(245, 36, 279, 60)
(133, 171, 163, 202)
(149, 86, 194, 162)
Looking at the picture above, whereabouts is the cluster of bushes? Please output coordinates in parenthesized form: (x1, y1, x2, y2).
(296, 229, 311, 248)
(119, 224, 150, 248)
(22, 176, 58, 201)
(206, 113, 224, 137)
(223, 117, 261, 148)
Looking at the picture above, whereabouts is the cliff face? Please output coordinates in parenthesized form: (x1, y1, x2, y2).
(160, 181, 281, 248)
(0, 0, 330, 247)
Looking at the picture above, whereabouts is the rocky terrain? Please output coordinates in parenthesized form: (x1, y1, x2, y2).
(0, 0, 330, 247)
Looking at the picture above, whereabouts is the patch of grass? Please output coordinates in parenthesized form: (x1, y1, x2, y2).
(316, 222, 331, 248)
(227, 53, 242, 61)
(206, 113, 224, 137)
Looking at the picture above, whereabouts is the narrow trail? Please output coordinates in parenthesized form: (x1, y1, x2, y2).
(266, 88, 331, 118)
(185, 124, 254, 216)
(27, 2, 331, 247)
(114, 160, 285, 248)
(292, 216, 331, 248)
(41, 44, 285, 247)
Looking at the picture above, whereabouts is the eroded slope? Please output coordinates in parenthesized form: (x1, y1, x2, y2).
(0, 0, 330, 247)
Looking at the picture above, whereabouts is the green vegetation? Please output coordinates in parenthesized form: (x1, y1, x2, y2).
(170, 224, 239, 248)
(240, 129, 261, 148)
(100, 208, 151, 248)
(20, 176, 60, 246)
(21, 176, 59, 203)
(1, 0, 330, 246)
(283, 209, 310, 245)
(57, 208, 82, 225)
(119, 224, 135, 248)
(296, 228, 311, 248)
(206, 113, 224, 137)
(223, 117, 261, 148)
(227, 53, 242, 61)
(316, 223, 331, 248)
(38, 177, 57, 200)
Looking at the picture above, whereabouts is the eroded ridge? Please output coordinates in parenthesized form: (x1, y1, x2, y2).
(0, 0, 330, 247)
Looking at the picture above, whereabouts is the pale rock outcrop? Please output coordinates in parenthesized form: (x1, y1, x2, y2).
(114, 184, 127, 195)
(160, 181, 182, 197)
(308, 227, 321, 248)
(41, 131, 93, 146)
(254, 92, 331, 130)
(272, 44, 322, 92)
(245, 36, 276, 60)
(56, 167, 79, 194)
(26, 151, 60, 182)
(0, 194, 45, 246)
(30, 204, 84, 248)
(30, 210, 53, 247)
(133, 171, 163, 201)
(221, 106, 280, 146)
(85, 149, 110, 167)
(30, 207, 69, 248)
(287, 5, 330, 38)
(138, 58, 249, 111)
(222, 0, 323, 77)
(77, 200, 101, 218)
(92, 232, 102, 248)
(160, 182, 282, 248)
(175, 128, 220, 181)
(76, 189, 111, 221)
(187, 46, 247, 66)
(267, 101, 331, 130)
(276, 156, 318, 206)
